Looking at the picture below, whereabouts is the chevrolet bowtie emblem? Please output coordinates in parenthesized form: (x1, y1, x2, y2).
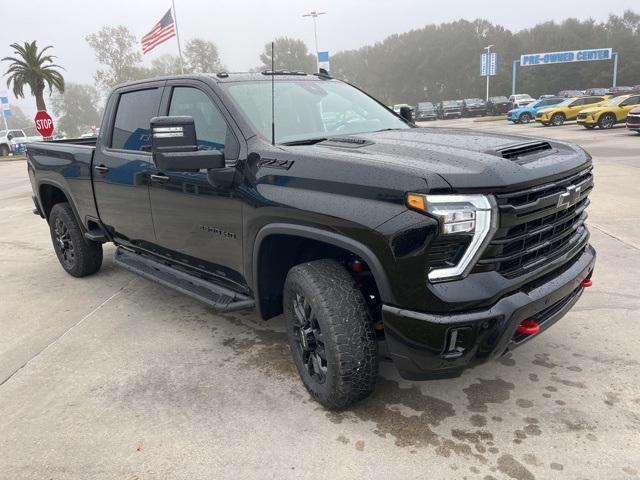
(557, 185, 582, 209)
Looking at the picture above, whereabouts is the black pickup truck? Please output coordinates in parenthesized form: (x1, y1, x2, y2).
(28, 72, 595, 408)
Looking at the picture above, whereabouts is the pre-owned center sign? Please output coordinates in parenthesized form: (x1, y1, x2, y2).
(520, 48, 612, 66)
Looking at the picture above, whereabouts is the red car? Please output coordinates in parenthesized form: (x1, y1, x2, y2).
(627, 106, 640, 133)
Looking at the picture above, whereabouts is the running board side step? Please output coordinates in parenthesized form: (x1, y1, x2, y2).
(114, 247, 255, 312)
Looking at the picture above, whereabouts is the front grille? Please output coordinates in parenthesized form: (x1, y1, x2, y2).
(475, 168, 593, 278)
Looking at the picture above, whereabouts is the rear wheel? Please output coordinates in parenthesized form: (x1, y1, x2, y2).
(49, 202, 103, 277)
(283, 260, 378, 409)
(519, 112, 532, 124)
(550, 113, 565, 126)
(598, 113, 616, 129)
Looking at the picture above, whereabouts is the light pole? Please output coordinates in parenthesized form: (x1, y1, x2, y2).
(302, 11, 326, 71)
(484, 44, 494, 102)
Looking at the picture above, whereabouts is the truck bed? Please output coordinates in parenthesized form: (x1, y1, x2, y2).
(27, 138, 98, 227)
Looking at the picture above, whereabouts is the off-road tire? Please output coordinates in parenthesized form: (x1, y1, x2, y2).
(49, 202, 103, 277)
(283, 259, 378, 409)
(550, 113, 565, 126)
(598, 113, 616, 129)
(519, 112, 532, 124)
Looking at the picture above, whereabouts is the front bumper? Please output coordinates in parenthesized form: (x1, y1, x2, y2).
(382, 245, 595, 380)
(626, 118, 640, 131)
(416, 112, 437, 120)
(577, 115, 596, 125)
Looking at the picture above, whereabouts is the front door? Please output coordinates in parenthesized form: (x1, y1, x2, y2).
(619, 95, 640, 121)
(148, 84, 245, 286)
(93, 85, 163, 247)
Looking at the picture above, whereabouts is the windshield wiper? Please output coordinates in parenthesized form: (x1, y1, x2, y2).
(280, 137, 327, 146)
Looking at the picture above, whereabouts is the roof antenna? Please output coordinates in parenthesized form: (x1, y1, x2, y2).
(271, 41, 276, 146)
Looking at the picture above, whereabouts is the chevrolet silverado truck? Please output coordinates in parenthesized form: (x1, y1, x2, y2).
(27, 72, 596, 409)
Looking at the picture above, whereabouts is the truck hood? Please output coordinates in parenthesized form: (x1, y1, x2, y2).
(302, 127, 590, 191)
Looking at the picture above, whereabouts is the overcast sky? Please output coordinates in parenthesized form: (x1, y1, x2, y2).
(1, 0, 637, 117)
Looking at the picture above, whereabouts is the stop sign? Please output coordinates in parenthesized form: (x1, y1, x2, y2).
(34, 110, 55, 138)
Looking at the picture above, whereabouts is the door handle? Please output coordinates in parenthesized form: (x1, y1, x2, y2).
(94, 164, 109, 174)
(150, 174, 170, 183)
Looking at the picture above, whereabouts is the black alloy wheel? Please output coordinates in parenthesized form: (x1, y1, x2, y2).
(53, 216, 76, 270)
(291, 292, 328, 384)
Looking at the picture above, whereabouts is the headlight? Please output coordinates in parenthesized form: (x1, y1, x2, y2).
(406, 194, 498, 282)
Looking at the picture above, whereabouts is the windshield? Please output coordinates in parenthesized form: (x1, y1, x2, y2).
(491, 96, 508, 102)
(514, 94, 532, 100)
(417, 102, 433, 109)
(442, 100, 459, 106)
(223, 79, 409, 144)
(465, 98, 483, 103)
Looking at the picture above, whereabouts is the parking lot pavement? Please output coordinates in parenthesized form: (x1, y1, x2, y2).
(1, 123, 639, 479)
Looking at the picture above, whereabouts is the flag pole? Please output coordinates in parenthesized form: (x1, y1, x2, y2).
(1, 107, 8, 132)
(172, 0, 185, 74)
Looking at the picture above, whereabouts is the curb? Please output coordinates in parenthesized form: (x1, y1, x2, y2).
(473, 116, 507, 123)
(0, 156, 27, 162)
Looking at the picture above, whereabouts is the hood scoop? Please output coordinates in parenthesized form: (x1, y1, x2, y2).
(320, 136, 374, 149)
(495, 141, 553, 164)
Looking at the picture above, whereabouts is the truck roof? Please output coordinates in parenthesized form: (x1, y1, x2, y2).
(114, 71, 328, 89)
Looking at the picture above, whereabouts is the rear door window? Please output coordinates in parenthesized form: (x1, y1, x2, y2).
(582, 97, 602, 106)
(111, 88, 161, 151)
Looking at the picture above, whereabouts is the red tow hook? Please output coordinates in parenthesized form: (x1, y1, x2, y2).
(516, 319, 540, 335)
(580, 278, 593, 288)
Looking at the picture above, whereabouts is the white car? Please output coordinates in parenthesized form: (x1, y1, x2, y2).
(509, 94, 535, 108)
(0, 129, 29, 156)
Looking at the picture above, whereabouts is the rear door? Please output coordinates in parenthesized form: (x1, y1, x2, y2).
(147, 81, 245, 285)
(93, 83, 163, 247)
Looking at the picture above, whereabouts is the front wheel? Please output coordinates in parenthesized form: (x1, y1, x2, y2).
(519, 112, 532, 124)
(0, 144, 9, 157)
(598, 113, 616, 129)
(283, 260, 378, 409)
(550, 113, 565, 126)
(49, 202, 103, 277)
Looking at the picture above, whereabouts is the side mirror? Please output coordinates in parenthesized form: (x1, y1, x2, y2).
(399, 106, 413, 123)
(7, 133, 13, 140)
(150, 116, 225, 171)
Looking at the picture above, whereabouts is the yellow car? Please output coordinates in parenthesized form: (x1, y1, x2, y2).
(535, 96, 608, 126)
(577, 94, 640, 129)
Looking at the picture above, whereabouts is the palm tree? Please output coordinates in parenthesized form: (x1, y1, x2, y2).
(2, 41, 65, 112)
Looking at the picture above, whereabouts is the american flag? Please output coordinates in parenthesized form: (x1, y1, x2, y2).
(141, 9, 176, 54)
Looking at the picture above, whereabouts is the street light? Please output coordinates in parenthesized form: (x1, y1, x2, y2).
(484, 44, 494, 102)
(302, 11, 326, 71)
